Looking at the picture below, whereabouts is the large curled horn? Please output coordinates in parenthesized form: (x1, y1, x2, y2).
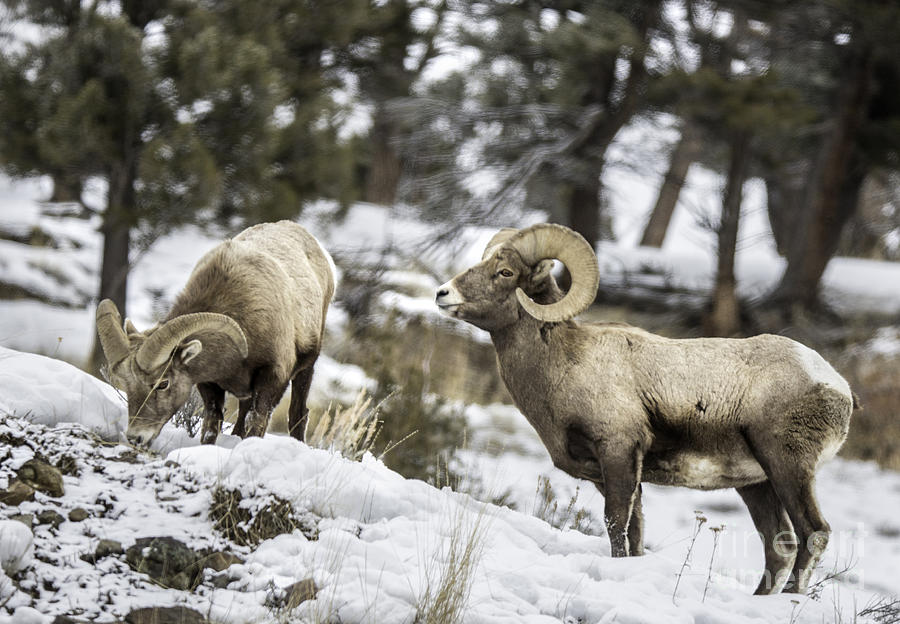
(136, 313, 248, 372)
(507, 223, 600, 323)
(96, 299, 131, 368)
(482, 228, 520, 260)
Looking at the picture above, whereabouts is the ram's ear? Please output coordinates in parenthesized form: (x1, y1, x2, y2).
(528, 259, 555, 288)
(179, 339, 203, 364)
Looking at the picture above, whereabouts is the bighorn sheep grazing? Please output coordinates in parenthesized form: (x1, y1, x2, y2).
(97, 220, 335, 447)
(435, 223, 855, 595)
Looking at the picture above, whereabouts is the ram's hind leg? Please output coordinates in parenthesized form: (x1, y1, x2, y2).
(737, 481, 796, 594)
(745, 431, 831, 594)
(287, 358, 317, 442)
(197, 383, 225, 445)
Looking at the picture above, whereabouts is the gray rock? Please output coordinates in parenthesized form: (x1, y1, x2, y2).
(96, 538, 124, 558)
(17, 458, 65, 497)
(37, 509, 65, 530)
(125, 537, 205, 591)
(83, 538, 125, 563)
(9, 513, 33, 529)
(200, 550, 244, 572)
(0, 480, 35, 506)
(125, 606, 208, 624)
(68, 507, 89, 522)
(270, 578, 318, 610)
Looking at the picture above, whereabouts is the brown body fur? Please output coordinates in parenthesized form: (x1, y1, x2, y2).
(111, 221, 334, 445)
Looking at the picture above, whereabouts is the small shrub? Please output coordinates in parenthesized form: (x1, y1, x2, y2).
(209, 486, 318, 547)
(372, 363, 466, 483)
(531, 476, 602, 536)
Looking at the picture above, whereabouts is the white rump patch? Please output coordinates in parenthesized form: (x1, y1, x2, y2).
(311, 233, 340, 293)
(792, 342, 852, 398)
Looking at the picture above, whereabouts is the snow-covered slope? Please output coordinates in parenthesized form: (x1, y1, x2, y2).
(2, 352, 895, 623)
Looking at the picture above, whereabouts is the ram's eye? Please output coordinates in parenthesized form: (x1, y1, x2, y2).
(499, 269, 514, 278)
(156, 379, 170, 391)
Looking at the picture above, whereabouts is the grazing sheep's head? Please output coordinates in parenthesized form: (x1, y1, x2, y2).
(96, 300, 248, 447)
(435, 224, 600, 331)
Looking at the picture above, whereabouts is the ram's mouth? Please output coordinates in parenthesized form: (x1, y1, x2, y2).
(436, 303, 461, 318)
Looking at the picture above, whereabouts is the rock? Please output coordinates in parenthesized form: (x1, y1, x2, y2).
(208, 573, 232, 589)
(68, 507, 89, 522)
(201, 550, 244, 572)
(17, 458, 65, 497)
(0, 519, 34, 574)
(96, 538, 124, 558)
(82, 538, 124, 564)
(125, 606, 208, 624)
(36, 509, 65, 530)
(125, 537, 205, 591)
(272, 578, 318, 610)
(9, 513, 33, 529)
(0, 480, 36, 506)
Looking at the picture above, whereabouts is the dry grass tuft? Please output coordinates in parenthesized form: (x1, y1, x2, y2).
(209, 486, 318, 547)
(306, 391, 382, 461)
(415, 503, 491, 624)
(531, 476, 602, 536)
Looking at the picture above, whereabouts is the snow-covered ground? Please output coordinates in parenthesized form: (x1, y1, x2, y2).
(1, 349, 897, 623)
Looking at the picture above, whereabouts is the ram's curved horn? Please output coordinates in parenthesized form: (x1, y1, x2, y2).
(135, 313, 248, 372)
(96, 299, 131, 369)
(482, 228, 520, 260)
(507, 224, 599, 323)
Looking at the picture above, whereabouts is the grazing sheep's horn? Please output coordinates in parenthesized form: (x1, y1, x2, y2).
(136, 313, 248, 372)
(482, 228, 520, 260)
(507, 224, 599, 323)
(96, 299, 131, 368)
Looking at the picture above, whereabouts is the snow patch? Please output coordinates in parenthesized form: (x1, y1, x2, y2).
(0, 521, 33, 575)
(0, 346, 126, 440)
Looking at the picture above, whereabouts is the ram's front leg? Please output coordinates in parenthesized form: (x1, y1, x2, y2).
(197, 383, 225, 445)
(243, 366, 290, 438)
(598, 441, 643, 557)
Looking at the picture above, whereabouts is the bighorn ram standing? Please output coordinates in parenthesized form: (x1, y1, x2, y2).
(435, 223, 855, 595)
(97, 221, 335, 447)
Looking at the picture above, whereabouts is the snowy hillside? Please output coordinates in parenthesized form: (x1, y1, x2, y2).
(1, 348, 898, 623)
(1, 151, 900, 624)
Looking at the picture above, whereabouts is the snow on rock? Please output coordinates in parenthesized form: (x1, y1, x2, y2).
(0, 346, 126, 440)
(0, 521, 33, 575)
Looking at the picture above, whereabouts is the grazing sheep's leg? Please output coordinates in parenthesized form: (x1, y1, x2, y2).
(244, 366, 290, 438)
(197, 383, 225, 445)
(737, 481, 796, 594)
(232, 398, 251, 438)
(598, 444, 642, 557)
(287, 363, 316, 442)
(745, 434, 831, 594)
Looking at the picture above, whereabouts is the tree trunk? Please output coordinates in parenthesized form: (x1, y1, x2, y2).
(568, 174, 601, 248)
(50, 172, 83, 204)
(364, 111, 402, 206)
(89, 163, 135, 373)
(764, 165, 807, 257)
(707, 130, 751, 337)
(640, 125, 698, 248)
(767, 50, 873, 313)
